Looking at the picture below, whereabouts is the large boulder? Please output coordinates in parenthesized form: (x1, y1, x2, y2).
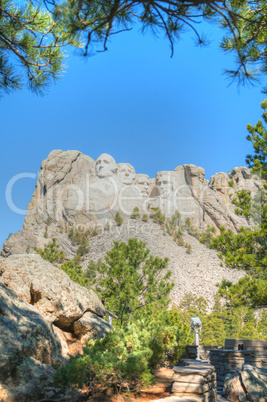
(224, 365, 267, 401)
(0, 254, 105, 330)
(0, 281, 64, 401)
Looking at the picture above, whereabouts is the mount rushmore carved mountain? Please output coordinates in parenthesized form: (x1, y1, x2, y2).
(1, 149, 261, 306)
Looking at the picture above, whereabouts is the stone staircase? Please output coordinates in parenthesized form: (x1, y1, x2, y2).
(153, 359, 219, 402)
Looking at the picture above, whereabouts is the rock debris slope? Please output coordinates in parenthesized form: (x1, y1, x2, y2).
(83, 220, 244, 309)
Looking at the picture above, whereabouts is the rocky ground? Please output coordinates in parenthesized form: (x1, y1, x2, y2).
(77, 219, 244, 310)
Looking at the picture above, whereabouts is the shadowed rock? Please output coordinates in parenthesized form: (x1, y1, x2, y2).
(0, 281, 65, 401)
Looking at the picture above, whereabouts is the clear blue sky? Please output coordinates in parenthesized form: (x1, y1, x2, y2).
(0, 22, 264, 247)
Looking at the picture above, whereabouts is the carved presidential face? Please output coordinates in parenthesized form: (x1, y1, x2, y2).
(117, 163, 135, 185)
(95, 153, 117, 178)
(157, 172, 173, 198)
(135, 174, 150, 196)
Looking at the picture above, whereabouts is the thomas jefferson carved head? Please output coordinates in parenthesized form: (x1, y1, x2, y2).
(135, 174, 150, 196)
(156, 171, 173, 198)
(95, 153, 118, 178)
(117, 163, 136, 185)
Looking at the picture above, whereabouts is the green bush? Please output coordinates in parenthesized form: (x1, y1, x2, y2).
(131, 207, 140, 219)
(142, 214, 148, 222)
(166, 211, 182, 236)
(186, 243, 192, 254)
(54, 311, 191, 393)
(150, 207, 165, 224)
(46, 216, 52, 225)
(199, 226, 215, 245)
(60, 261, 90, 288)
(54, 323, 155, 393)
(35, 238, 65, 263)
(104, 222, 110, 231)
(115, 211, 123, 226)
(177, 237, 184, 246)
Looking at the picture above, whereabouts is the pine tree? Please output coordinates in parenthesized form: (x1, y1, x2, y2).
(115, 211, 123, 226)
(0, 0, 80, 94)
(93, 238, 174, 326)
(213, 100, 267, 309)
(35, 238, 65, 263)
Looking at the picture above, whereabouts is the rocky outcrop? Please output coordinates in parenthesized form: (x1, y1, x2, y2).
(0, 254, 105, 330)
(0, 281, 64, 401)
(209, 167, 262, 206)
(1, 151, 262, 258)
(73, 311, 112, 344)
(224, 365, 267, 401)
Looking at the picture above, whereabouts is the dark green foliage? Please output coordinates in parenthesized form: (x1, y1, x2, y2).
(131, 207, 140, 219)
(50, 0, 267, 86)
(68, 226, 94, 260)
(185, 217, 192, 232)
(209, 225, 266, 272)
(246, 100, 267, 180)
(54, 310, 192, 393)
(76, 241, 90, 258)
(46, 216, 52, 225)
(219, 277, 267, 308)
(54, 323, 154, 392)
(177, 237, 184, 246)
(86, 260, 100, 281)
(206, 102, 267, 309)
(179, 293, 267, 346)
(5, 233, 12, 241)
(150, 207, 165, 224)
(44, 225, 48, 238)
(68, 227, 91, 244)
(115, 211, 123, 226)
(60, 261, 90, 288)
(104, 222, 110, 231)
(73, 254, 82, 266)
(228, 180, 234, 188)
(232, 189, 252, 219)
(4, 0, 267, 94)
(142, 214, 148, 222)
(185, 243, 192, 254)
(35, 238, 65, 263)
(92, 239, 174, 326)
(0, 0, 80, 94)
(199, 226, 215, 245)
(166, 211, 182, 236)
(174, 225, 184, 239)
(146, 306, 193, 366)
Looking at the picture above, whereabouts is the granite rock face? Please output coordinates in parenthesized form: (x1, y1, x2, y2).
(1, 150, 262, 257)
(0, 253, 105, 330)
(73, 311, 112, 345)
(224, 365, 267, 401)
(0, 281, 64, 401)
